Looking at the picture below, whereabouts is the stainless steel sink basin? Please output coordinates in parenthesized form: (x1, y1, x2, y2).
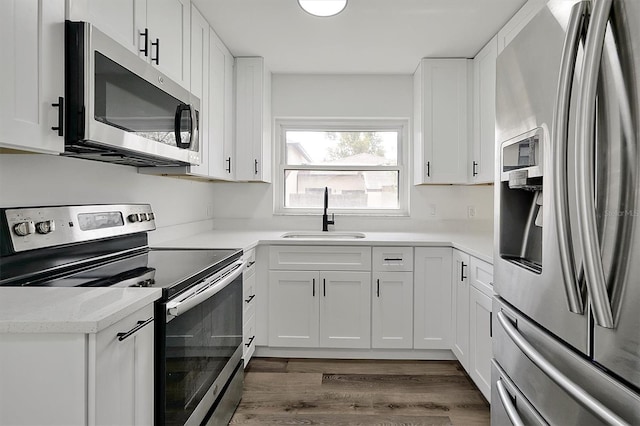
(280, 231, 366, 239)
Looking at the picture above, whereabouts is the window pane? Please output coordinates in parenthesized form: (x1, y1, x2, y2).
(284, 170, 399, 209)
(286, 131, 398, 166)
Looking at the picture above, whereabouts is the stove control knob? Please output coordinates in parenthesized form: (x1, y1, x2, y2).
(35, 220, 55, 234)
(13, 221, 35, 236)
(127, 214, 139, 223)
(148, 212, 155, 220)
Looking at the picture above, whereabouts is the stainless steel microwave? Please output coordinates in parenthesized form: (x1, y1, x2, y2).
(64, 21, 200, 167)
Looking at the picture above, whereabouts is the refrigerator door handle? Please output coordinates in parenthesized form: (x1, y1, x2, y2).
(496, 312, 629, 426)
(575, 0, 615, 329)
(552, 0, 589, 315)
(496, 380, 526, 426)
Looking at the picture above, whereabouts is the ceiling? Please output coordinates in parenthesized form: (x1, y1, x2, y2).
(192, 0, 527, 74)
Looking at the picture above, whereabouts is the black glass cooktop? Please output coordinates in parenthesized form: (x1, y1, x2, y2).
(11, 248, 242, 299)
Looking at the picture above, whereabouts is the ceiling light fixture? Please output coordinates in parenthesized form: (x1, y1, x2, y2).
(298, 0, 347, 17)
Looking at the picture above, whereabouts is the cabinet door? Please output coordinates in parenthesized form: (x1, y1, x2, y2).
(0, 0, 65, 154)
(414, 59, 470, 184)
(188, 5, 209, 177)
(91, 304, 154, 426)
(372, 272, 413, 349)
(235, 57, 271, 182)
(146, 0, 190, 88)
(208, 30, 235, 180)
(67, 0, 146, 55)
(320, 271, 371, 348)
(268, 271, 319, 347)
(469, 286, 492, 401)
(472, 36, 497, 184)
(452, 250, 471, 368)
(414, 247, 453, 349)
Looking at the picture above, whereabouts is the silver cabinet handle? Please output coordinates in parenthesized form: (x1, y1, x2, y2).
(117, 317, 153, 341)
(575, 0, 614, 328)
(497, 312, 628, 426)
(496, 379, 525, 426)
(552, 1, 588, 315)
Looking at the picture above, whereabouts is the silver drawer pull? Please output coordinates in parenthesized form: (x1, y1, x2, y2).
(117, 317, 153, 341)
(496, 379, 525, 426)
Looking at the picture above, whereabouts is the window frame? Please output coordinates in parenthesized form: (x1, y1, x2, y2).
(274, 118, 410, 216)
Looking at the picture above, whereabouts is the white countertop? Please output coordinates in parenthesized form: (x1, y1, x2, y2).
(155, 229, 494, 264)
(0, 287, 161, 334)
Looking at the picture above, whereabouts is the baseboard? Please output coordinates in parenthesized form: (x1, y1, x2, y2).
(254, 346, 456, 360)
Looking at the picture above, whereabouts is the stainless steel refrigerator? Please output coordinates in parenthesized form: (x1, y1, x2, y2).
(493, 0, 640, 424)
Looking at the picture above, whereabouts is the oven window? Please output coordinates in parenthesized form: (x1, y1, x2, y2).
(163, 276, 242, 425)
(93, 52, 194, 149)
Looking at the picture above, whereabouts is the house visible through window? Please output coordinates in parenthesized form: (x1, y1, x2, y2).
(276, 120, 408, 215)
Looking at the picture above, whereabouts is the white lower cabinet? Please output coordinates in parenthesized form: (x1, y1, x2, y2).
(92, 304, 155, 425)
(372, 271, 413, 349)
(413, 247, 453, 349)
(0, 303, 155, 426)
(320, 271, 371, 348)
(268, 270, 371, 349)
(243, 248, 257, 366)
(452, 249, 471, 369)
(468, 256, 494, 401)
(372, 247, 414, 349)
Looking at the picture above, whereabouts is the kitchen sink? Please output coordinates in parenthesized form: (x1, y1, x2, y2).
(280, 231, 366, 239)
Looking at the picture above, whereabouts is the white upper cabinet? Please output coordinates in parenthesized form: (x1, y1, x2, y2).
(235, 57, 272, 182)
(496, 0, 547, 54)
(0, 0, 65, 154)
(471, 36, 498, 184)
(185, 5, 209, 177)
(146, 0, 191, 88)
(67, 0, 145, 55)
(68, 0, 191, 89)
(414, 59, 471, 184)
(208, 30, 236, 180)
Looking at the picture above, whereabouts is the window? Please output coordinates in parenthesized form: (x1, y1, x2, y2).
(275, 119, 408, 215)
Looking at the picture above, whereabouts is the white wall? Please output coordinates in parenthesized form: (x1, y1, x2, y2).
(0, 154, 215, 242)
(210, 73, 494, 231)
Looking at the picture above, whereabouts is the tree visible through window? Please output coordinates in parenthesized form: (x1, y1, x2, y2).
(277, 120, 407, 214)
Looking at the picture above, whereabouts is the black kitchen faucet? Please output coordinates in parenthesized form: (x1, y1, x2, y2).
(322, 187, 335, 231)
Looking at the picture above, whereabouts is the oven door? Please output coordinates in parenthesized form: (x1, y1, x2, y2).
(157, 260, 244, 426)
(65, 21, 200, 166)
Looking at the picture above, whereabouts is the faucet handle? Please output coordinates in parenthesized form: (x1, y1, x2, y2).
(328, 213, 335, 225)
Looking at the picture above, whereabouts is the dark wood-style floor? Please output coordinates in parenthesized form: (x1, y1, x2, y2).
(230, 358, 490, 425)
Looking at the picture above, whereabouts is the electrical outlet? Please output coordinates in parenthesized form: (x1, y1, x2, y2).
(467, 205, 476, 218)
(429, 204, 437, 217)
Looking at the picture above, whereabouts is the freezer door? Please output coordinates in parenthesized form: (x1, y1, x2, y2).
(586, 0, 640, 391)
(494, 0, 589, 354)
(491, 360, 548, 426)
(492, 297, 640, 425)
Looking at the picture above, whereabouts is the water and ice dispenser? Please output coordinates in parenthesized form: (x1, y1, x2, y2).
(499, 129, 544, 274)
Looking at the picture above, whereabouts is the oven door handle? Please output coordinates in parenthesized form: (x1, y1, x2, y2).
(166, 259, 246, 321)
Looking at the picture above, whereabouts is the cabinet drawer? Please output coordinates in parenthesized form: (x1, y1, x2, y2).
(269, 246, 372, 271)
(243, 313, 256, 367)
(469, 256, 494, 297)
(243, 248, 256, 271)
(373, 247, 413, 271)
(243, 268, 256, 316)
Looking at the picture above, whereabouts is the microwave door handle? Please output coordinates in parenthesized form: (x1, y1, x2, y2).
(552, 1, 588, 315)
(576, 0, 615, 328)
(174, 104, 192, 149)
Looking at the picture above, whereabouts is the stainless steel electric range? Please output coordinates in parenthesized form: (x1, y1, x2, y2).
(0, 204, 245, 425)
